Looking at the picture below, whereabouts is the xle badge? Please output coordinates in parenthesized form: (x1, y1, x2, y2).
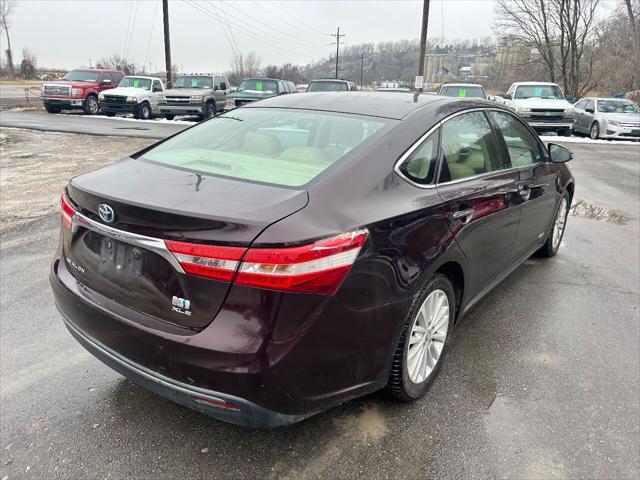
(172, 296, 192, 316)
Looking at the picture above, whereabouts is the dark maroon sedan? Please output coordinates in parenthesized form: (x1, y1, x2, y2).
(50, 92, 574, 427)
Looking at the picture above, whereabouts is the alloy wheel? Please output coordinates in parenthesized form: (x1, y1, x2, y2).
(552, 197, 568, 249)
(590, 123, 599, 140)
(407, 289, 449, 384)
(87, 97, 99, 114)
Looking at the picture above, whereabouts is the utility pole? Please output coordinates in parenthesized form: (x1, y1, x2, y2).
(417, 0, 431, 92)
(331, 27, 345, 79)
(360, 53, 365, 87)
(162, 0, 172, 88)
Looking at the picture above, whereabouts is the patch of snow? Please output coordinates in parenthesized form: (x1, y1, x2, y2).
(539, 135, 640, 145)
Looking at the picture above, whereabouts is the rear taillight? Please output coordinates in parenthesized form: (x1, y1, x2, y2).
(60, 193, 76, 230)
(165, 229, 368, 295)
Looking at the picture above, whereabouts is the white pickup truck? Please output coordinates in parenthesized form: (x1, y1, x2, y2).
(497, 82, 575, 136)
(98, 76, 166, 119)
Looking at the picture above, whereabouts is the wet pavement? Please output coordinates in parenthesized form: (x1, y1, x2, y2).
(0, 139, 638, 479)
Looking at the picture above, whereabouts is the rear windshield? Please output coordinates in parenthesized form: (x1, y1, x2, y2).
(439, 85, 485, 98)
(307, 81, 348, 92)
(118, 77, 152, 90)
(141, 108, 392, 187)
(61, 71, 100, 82)
(174, 76, 213, 89)
(237, 79, 278, 94)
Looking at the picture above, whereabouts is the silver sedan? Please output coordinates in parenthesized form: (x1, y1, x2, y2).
(573, 97, 640, 140)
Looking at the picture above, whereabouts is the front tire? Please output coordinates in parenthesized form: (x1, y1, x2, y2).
(164, 114, 175, 120)
(136, 102, 151, 120)
(201, 101, 216, 121)
(104, 111, 115, 117)
(538, 193, 570, 257)
(559, 127, 572, 137)
(388, 274, 455, 402)
(590, 122, 600, 140)
(44, 105, 61, 114)
(83, 95, 99, 115)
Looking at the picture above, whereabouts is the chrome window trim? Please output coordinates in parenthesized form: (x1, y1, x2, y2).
(71, 211, 185, 274)
(394, 107, 548, 189)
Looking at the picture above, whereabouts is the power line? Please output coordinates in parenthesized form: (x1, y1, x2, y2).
(143, 1, 160, 71)
(182, 0, 323, 59)
(124, 0, 139, 61)
(215, 2, 240, 57)
(276, 0, 331, 36)
(122, 0, 134, 60)
(206, 0, 240, 58)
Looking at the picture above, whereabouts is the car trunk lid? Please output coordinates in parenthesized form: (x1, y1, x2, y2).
(63, 158, 308, 330)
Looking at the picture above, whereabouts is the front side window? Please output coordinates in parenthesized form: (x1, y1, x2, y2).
(141, 108, 392, 187)
(491, 111, 543, 167)
(398, 130, 439, 185)
(574, 99, 587, 110)
(438, 111, 502, 182)
(174, 76, 213, 89)
(118, 77, 152, 90)
(514, 84, 563, 100)
(585, 100, 595, 111)
(214, 76, 221, 89)
(152, 80, 163, 92)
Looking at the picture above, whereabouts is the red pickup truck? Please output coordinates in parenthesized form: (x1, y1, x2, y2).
(41, 69, 124, 114)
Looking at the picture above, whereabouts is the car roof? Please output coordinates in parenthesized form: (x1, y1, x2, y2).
(122, 75, 162, 81)
(513, 82, 559, 86)
(583, 97, 633, 101)
(310, 79, 352, 83)
(441, 83, 484, 88)
(244, 91, 450, 120)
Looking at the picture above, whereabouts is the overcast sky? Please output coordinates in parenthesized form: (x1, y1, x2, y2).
(9, 0, 499, 71)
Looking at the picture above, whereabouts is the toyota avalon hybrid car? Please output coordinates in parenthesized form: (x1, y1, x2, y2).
(50, 92, 574, 427)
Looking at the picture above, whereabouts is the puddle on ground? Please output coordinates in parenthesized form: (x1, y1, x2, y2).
(569, 199, 629, 225)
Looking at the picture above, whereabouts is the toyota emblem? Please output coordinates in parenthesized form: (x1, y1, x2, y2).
(98, 203, 115, 223)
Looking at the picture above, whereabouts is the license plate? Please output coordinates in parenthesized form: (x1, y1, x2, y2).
(97, 237, 143, 282)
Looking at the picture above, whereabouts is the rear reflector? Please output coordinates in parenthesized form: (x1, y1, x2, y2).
(60, 193, 76, 230)
(165, 229, 368, 295)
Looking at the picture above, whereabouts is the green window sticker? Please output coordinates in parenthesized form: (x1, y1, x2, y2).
(133, 79, 139, 88)
(256, 82, 263, 91)
(458, 89, 467, 97)
(534, 87, 542, 96)
(191, 79, 198, 87)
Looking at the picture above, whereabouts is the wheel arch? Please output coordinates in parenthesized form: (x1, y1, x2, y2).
(435, 261, 465, 323)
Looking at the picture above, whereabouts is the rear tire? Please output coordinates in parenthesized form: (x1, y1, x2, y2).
(44, 105, 61, 114)
(104, 111, 115, 117)
(388, 274, 455, 402)
(136, 102, 151, 120)
(200, 101, 216, 121)
(83, 95, 99, 115)
(538, 192, 570, 257)
(559, 127, 572, 137)
(164, 114, 175, 120)
(590, 122, 600, 140)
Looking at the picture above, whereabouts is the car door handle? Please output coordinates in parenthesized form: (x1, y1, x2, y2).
(452, 208, 474, 223)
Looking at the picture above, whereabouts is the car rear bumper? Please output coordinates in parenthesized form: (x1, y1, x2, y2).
(99, 102, 138, 114)
(42, 97, 85, 108)
(60, 311, 309, 428)
(159, 104, 205, 115)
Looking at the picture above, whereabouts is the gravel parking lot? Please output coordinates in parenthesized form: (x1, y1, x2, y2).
(0, 128, 638, 479)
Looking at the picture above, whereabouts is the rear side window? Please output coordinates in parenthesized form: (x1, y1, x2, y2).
(490, 111, 543, 167)
(438, 112, 502, 182)
(141, 108, 392, 187)
(398, 130, 439, 185)
(112, 72, 123, 84)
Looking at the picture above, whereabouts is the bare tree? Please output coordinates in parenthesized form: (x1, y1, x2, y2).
(20, 47, 36, 79)
(0, 0, 16, 76)
(493, 0, 601, 97)
(96, 53, 138, 75)
(227, 51, 262, 86)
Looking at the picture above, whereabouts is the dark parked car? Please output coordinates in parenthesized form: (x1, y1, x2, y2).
(50, 93, 574, 427)
(307, 79, 358, 92)
(226, 77, 293, 107)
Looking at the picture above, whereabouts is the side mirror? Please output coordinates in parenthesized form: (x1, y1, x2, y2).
(548, 143, 573, 163)
(585, 107, 594, 113)
(220, 82, 227, 90)
(503, 93, 512, 100)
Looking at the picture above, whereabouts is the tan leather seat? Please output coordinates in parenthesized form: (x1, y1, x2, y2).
(241, 132, 282, 156)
